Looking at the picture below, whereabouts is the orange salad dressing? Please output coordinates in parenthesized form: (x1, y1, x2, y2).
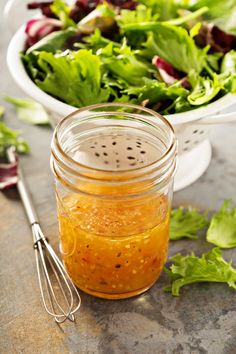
(57, 182, 170, 299)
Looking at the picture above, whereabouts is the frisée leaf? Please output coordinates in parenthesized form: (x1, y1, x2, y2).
(118, 5, 159, 28)
(207, 200, 236, 248)
(0, 122, 30, 156)
(35, 49, 110, 107)
(97, 40, 152, 86)
(190, 0, 236, 35)
(123, 22, 208, 73)
(139, 0, 179, 21)
(187, 71, 222, 105)
(165, 248, 236, 296)
(0, 106, 5, 118)
(50, 0, 76, 28)
(126, 78, 189, 106)
(170, 207, 209, 240)
(4, 97, 49, 125)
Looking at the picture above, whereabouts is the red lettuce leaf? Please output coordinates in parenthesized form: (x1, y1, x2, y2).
(25, 18, 61, 47)
(69, 0, 137, 22)
(152, 57, 191, 89)
(27, 0, 137, 25)
(152, 56, 183, 83)
(27, 1, 56, 18)
(195, 23, 236, 54)
(0, 160, 18, 190)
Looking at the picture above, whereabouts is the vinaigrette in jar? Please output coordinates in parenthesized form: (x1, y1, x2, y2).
(51, 104, 177, 299)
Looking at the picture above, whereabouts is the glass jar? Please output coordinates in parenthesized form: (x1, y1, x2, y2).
(51, 103, 177, 299)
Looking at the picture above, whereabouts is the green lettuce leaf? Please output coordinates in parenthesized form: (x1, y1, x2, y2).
(0, 122, 30, 156)
(207, 200, 236, 248)
(167, 7, 209, 26)
(4, 97, 49, 125)
(98, 40, 151, 86)
(206, 52, 223, 72)
(190, 0, 236, 35)
(82, 29, 120, 52)
(139, 0, 179, 21)
(187, 71, 222, 105)
(78, 3, 116, 34)
(125, 78, 189, 106)
(221, 50, 236, 74)
(219, 50, 236, 93)
(170, 207, 209, 240)
(118, 5, 159, 28)
(117, 4, 160, 47)
(0, 106, 5, 118)
(35, 49, 110, 107)
(26, 28, 78, 55)
(163, 96, 192, 114)
(165, 247, 236, 296)
(50, 0, 76, 28)
(123, 22, 208, 73)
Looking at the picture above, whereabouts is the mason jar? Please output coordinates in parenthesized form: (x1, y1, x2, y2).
(51, 103, 177, 299)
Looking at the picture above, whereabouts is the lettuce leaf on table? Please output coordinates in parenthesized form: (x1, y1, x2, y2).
(0, 122, 29, 156)
(34, 49, 110, 107)
(4, 97, 49, 125)
(207, 201, 236, 248)
(123, 22, 208, 73)
(165, 248, 236, 296)
(170, 207, 209, 240)
(0, 106, 5, 118)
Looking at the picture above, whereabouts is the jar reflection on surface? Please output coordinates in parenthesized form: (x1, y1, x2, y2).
(51, 103, 177, 299)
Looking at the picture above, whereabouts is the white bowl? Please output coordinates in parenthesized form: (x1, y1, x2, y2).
(6, 23, 236, 190)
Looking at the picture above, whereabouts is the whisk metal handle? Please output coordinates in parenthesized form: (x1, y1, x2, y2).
(6, 147, 39, 227)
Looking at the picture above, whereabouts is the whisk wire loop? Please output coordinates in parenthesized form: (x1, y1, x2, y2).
(6, 147, 81, 323)
(33, 223, 81, 323)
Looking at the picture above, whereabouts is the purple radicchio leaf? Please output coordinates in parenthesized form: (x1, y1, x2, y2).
(195, 23, 236, 54)
(27, 1, 56, 18)
(152, 56, 189, 88)
(25, 17, 61, 47)
(0, 159, 18, 190)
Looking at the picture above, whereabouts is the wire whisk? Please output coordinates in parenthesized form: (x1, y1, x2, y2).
(7, 147, 81, 323)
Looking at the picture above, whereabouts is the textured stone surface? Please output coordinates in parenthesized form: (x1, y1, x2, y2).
(1, 2, 236, 353)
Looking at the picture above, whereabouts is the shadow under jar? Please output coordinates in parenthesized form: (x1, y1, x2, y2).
(51, 103, 177, 299)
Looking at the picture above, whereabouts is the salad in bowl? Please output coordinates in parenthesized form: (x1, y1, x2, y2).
(16, 0, 236, 116)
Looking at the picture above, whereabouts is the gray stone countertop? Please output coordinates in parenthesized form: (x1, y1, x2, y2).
(0, 2, 236, 353)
